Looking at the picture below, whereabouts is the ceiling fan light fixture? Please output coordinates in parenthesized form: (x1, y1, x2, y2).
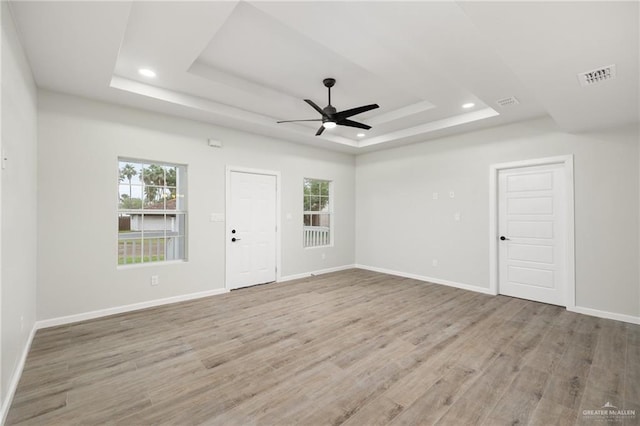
(357, 133, 365, 137)
(322, 121, 337, 129)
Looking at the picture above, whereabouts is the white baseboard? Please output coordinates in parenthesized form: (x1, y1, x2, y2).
(354, 264, 495, 296)
(35, 265, 357, 330)
(36, 288, 229, 329)
(1, 323, 37, 425)
(278, 264, 356, 283)
(567, 306, 640, 325)
(355, 264, 640, 325)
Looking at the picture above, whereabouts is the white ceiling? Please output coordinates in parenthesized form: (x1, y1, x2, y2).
(8, 1, 639, 154)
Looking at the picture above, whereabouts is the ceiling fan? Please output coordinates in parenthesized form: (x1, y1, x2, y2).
(277, 78, 379, 136)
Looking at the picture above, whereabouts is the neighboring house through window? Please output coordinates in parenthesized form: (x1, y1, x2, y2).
(303, 178, 332, 247)
(118, 159, 187, 265)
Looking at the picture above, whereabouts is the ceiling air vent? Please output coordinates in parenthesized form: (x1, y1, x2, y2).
(578, 64, 616, 87)
(496, 96, 519, 108)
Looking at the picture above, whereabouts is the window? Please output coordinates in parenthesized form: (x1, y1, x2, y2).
(117, 159, 187, 265)
(303, 178, 332, 247)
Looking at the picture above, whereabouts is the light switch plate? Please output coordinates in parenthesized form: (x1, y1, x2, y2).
(210, 213, 224, 222)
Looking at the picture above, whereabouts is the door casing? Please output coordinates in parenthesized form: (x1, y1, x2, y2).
(225, 166, 281, 290)
(489, 155, 575, 309)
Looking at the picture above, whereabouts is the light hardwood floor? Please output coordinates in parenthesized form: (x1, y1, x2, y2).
(7, 269, 640, 425)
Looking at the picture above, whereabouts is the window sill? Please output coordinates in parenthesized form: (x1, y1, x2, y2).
(304, 244, 334, 250)
(117, 259, 187, 270)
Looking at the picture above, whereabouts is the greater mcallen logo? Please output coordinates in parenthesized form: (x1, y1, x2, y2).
(582, 402, 636, 422)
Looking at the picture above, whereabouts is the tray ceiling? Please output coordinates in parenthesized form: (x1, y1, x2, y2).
(9, 1, 639, 153)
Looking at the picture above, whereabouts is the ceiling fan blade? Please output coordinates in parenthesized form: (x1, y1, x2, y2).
(315, 125, 325, 136)
(304, 99, 328, 117)
(335, 104, 379, 120)
(337, 119, 371, 130)
(277, 119, 323, 123)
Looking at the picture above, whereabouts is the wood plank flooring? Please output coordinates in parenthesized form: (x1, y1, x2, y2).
(7, 269, 640, 425)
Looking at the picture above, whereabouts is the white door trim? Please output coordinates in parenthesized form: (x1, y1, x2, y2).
(225, 166, 281, 290)
(489, 155, 575, 309)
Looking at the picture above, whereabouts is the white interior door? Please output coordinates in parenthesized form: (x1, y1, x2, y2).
(498, 163, 566, 306)
(227, 171, 277, 290)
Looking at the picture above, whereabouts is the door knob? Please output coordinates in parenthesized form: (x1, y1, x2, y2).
(232, 229, 236, 234)
(500, 236, 510, 241)
(231, 237, 241, 242)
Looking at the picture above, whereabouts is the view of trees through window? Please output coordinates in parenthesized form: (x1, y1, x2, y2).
(303, 178, 331, 247)
(119, 163, 178, 209)
(118, 159, 187, 265)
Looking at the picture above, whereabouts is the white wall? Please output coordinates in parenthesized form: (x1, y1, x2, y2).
(356, 117, 640, 318)
(37, 91, 355, 321)
(1, 0, 38, 408)
(37, 91, 640, 322)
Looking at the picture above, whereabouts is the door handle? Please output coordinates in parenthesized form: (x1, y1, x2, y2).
(500, 236, 510, 241)
(231, 237, 241, 242)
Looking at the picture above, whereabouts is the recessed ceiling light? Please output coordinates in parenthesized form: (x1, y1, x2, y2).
(462, 102, 475, 109)
(138, 68, 156, 78)
(357, 133, 365, 137)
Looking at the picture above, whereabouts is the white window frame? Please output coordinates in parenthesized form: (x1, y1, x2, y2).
(117, 157, 188, 267)
(303, 177, 334, 249)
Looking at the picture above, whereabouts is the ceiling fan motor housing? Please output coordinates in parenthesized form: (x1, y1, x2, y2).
(323, 105, 337, 121)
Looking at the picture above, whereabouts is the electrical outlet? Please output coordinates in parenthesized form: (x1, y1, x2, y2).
(432, 192, 439, 200)
(449, 191, 455, 198)
(151, 275, 159, 286)
(432, 259, 438, 267)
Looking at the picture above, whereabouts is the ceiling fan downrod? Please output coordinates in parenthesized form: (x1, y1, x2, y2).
(323, 78, 335, 106)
